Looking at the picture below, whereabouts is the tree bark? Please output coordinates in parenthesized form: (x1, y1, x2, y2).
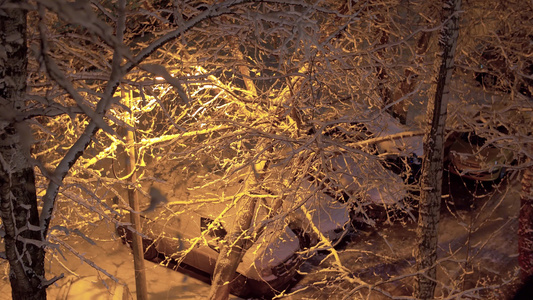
(124, 91, 149, 300)
(415, 0, 461, 299)
(207, 48, 265, 298)
(0, 6, 47, 300)
(519, 164, 533, 278)
(390, 31, 432, 124)
(207, 191, 258, 300)
(373, 4, 392, 112)
(207, 157, 267, 300)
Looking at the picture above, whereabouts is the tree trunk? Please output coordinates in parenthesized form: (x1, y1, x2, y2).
(124, 91, 149, 300)
(0, 7, 47, 300)
(374, 6, 392, 112)
(208, 47, 263, 300)
(207, 191, 258, 300)
(415, 0, 461, 299)
(207, 156, 267, 300)
(390, 31, 432, 124)
(519, 164, 533, 278)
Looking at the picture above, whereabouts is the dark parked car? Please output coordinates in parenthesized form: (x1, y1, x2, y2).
(448, 131, 514, 182)
(474, 46, 533, 97)
(447, 108, 519, 182)
(320, 109, 424, 184)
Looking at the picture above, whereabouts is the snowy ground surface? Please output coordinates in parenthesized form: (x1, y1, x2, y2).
(0, 171, 520, 300)
(0, 220, 242, 300)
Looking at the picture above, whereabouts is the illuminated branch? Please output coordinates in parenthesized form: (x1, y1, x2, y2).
(350, 130, 425, 148)
(36, 6, 115, 136)
(139, 125, 232, 147)
(39, 0, 257, 237)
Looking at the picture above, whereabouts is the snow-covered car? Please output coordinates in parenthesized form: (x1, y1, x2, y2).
(117, 200, 301, 297)
(320, 111, 423, 158)
(116, 148, 409, 297)
(320, 110, 424, 184)
(287, 150, 411, 231)
(284, 178, 352, 247)
(328, 152, 412, 222)
(331, 154, 407, 206)
(364, 112, 424, 159)
(448, 132, 514, 181)
(364, 112, 423, 182)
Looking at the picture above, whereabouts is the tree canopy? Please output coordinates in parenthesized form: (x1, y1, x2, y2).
(0, 0, 532, 299)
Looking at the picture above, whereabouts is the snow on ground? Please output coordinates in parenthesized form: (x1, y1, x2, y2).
(0, 148, 521, 300)
(285, 172, 521, 299)
(0, 219, 242, 300)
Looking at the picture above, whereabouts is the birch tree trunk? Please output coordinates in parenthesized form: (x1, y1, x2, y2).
(415, 0, 461, 299)
(519, 163, 533, 278)
(0, 6, 47, 300)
